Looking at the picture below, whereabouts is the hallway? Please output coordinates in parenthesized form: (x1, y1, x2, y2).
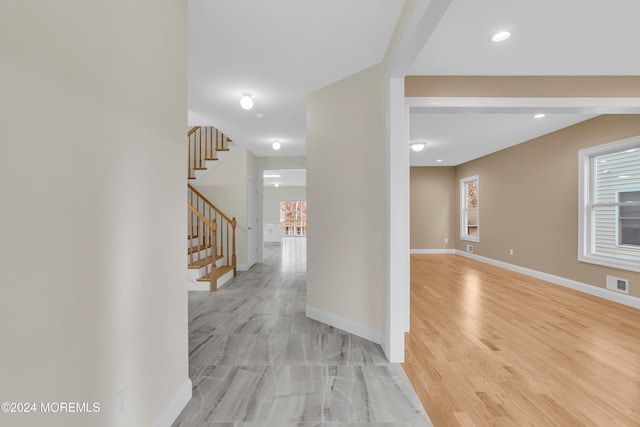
(173, 238, 431, 426)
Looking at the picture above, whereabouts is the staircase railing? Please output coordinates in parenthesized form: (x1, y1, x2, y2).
(188, 184, 236, 276)
(187, 205, 218, 291)
(187, 126, 232, 180)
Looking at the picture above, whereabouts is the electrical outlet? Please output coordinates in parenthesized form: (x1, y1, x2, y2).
(444, 238, 449, 244)
(509, 249, 514, 256)
(466, 244, 473, 253)
(116, 386, 128, 422)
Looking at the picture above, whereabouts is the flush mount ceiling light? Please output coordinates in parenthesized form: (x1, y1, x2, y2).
(272, 140, 281, 150)
(275, 183, 279, 187)
(534, 113, 546, 119)
(240, 93, 254, 110)
(491, 31, 511, 42)
(410, 142, 426, 152)
(436, 159, 443, 163)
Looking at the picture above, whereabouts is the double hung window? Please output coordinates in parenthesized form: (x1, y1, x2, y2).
(461, 176, 479, 242)
(579, 136, 640, 272)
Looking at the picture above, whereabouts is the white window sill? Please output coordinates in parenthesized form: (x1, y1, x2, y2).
(461, 235, 479, 243)
(578, 254, 640, 273)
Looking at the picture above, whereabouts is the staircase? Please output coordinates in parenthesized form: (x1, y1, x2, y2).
(187, 126, 237, 291)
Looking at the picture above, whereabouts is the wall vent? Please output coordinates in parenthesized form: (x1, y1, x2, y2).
(606, 275, 629, 294)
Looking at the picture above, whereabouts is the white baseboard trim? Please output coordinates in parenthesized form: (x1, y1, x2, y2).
(410, 249, 456, 254)
(455, 250, 640, 310)
(306, 306, 385, 346)
(237, 264, 250, 272)
(152, 378, 192, 427)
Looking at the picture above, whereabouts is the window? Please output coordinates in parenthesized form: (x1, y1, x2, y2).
(461, 175, 479, 242)
(280, 200, 307, 236)
(579, 136, 640, 272)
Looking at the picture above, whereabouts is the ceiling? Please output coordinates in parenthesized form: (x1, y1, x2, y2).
(189, 1, 640, 165)
(263, 169, 306, 187)
(188, 0, 405, 157)
(410, 113, 597, 166)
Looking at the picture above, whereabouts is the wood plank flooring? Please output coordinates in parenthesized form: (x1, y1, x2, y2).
(404, 254, 640, 427)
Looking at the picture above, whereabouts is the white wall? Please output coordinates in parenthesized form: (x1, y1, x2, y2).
(263, 186, 306, 243)
(263, 186, 307, 223)
(0, 1, 188, 427)
(306, 63, 388, 340)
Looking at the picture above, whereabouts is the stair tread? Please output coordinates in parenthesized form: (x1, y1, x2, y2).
(188, 254, 224, 268)
(187, 244, 212, 254)
(204, 157, 218, 161)
(193, 167, 207, 171)
(196, 265, 234, 281)
(217, 148, 230, 152)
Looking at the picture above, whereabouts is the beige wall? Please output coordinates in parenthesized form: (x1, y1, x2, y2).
(263, 186, 307, 223)
(194, 148, 251, 268)
(455, 115, 640, 298)
(410, 167, 456, 250)
(307, 63, 388, 332)
(405, 76, 640, 97)
(0, 1, 187, 426)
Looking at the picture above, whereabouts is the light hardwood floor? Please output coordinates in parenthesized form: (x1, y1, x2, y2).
(404, 254, 640, 427)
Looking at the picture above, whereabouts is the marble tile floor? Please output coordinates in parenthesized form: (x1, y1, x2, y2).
(173, 238, 432, 426)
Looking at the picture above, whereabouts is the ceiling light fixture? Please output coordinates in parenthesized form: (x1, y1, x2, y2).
(534, 113, 546, 119)
(240, 93, 254, 110)
(272, 140, 281, 150)
(275, 183, 279, 187)
(436, 159, 443, 163)
(410, 142, 426, 152)
(491, 31, 511, 42)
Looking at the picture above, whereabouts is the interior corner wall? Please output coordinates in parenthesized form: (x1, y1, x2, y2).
(0, 1, 188, 426)
(306, 63, 388, 336)
(455, 115, 640, 298)
(194, 147, 249, 268)
(410, 167, 456, 250)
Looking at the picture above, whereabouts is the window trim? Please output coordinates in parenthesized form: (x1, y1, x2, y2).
(578, 135, 640, 272)
(460, 175, 479, 242)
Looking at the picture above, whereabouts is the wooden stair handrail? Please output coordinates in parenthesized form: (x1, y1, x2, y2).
(187, 204, 216, 230)
(188, 184, 234, 224)
(188, 126, 200, 137)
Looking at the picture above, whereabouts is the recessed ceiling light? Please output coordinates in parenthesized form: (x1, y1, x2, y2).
(619, 175, 631, 179)
(274, 183, 279, 187)
(272, 140, 281, 150)
(436, 159, 443, 163)
(410, 142, 426, 152)
(491, 31, 511, 42)
(240, 93, 254, 110)
(534, 113, 546, 119)
(264, 174, 280, 178)
(625, 148, 637, 153)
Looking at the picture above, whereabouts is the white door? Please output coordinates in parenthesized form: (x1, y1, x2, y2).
(247, 178, 258, 268)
